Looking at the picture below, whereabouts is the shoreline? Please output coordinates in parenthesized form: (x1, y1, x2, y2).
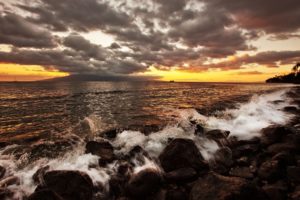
(0, 87, 299, 200)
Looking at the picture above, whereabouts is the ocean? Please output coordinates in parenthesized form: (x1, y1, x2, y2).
(0, 82, 297, 198)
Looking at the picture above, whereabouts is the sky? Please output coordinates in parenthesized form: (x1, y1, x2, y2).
(0, 0, 300, 82)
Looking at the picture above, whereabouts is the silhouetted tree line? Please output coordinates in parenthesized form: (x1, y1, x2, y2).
(266, 62, 300, 84)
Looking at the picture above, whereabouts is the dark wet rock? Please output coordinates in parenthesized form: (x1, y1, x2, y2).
(283, 106, 298, 113)
(164, 167, 198, 183)
(232, 143, 260, 158)
(102, 129, 118, 139)
(109, 174, 129, 198)
(28, 189, 64, 200)
(140, 124, 160, 135)
(262, 185, 286, 200)
(233, 183, 268, 200)
(287, 166, 300, 184)
(190, 172, 247, 200)
(267, 142, 297, 155)
(166, 187, 189, 200)
(0, 188, 13, 199)
(0, 166, 5, 179)
(215, 147, 233, 167)
(32, 165, 50, 185)
(85, 140, 114, 165)
(194, 124, 204, 136)
(229, 167, 254, 179)
(272, 151, 297, 166)
(258, 160, 284, 181)
(159, 138, 207, 172)
(261, 125, 294, 146)
(39, 170, 94, 200)
(0, 176, 20, 187)
(30, 141, 73, 160)
(273, 100, 285, 104)
(204, 129, 229, 140)
(126, 169, 162, 198)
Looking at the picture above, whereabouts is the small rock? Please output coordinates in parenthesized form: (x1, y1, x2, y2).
(85, 140, 114, 164)
(165, 167, 198, 183)
(229, 167, 254, 179)
(0, 188, 13, 199)
(126, 169, 162, 198)
(159, 138, 207, 172)
(283, 106, 298, 113)
(272, 151, 296, 166)
(166, 187, 188, 200)
(267, 143, 297, 155)
(194, 124, 204, 136)
(232, 144, 260, 158)
(214, 147, 233, 167)
(102, 129, 118, 139)
(0, 176, 20, 187)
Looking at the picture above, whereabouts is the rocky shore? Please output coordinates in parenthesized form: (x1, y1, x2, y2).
(0, 87, 300, 200)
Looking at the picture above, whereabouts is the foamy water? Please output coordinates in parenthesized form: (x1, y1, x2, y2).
(0, 88, 296, 199)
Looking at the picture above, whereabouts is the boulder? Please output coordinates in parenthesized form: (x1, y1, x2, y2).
(272, 151, 296, 166)
(126, 169, 162, 198)
(261, 125, 294, 146)
(190, 172, 247, 200)
(0, 166, 5, 179)
(159, 138, 207, 172)
(28, 189, 64, 200)
(229, 167, 254, 179)
(267, 143, 297, 155)
(39, 170, 94, 200)
(214, 147, 233, 167)
(164, 167, 198, 183)
(85, 140, 114, 164)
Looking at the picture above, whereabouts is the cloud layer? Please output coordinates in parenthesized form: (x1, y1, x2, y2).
(0, 0, 299, 78)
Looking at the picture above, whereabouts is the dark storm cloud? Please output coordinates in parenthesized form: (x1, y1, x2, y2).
(19, 0, 132, 32)
(63, 34, 108, 61)
(201, 0, 300, 34)
(0, 13, 57, 48)
(0, 0, 299, 77)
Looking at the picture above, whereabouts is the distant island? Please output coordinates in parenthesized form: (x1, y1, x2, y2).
(266, 63, 300, 84)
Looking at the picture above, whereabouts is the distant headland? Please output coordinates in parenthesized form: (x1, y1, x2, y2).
(266, 63, 300, 84)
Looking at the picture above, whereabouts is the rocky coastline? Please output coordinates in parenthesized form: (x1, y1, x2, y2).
(0, 87, 300, 200)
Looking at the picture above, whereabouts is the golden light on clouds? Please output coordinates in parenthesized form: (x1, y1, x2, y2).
(141, 65, 292, 82)
(0, 63, 69, 81)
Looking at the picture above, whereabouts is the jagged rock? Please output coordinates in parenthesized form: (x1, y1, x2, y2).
(27, 189, 64, 200)
(229, 167, 254, 179)
(164, 167, 198, 183)
(38, 170, 94, 200)
(32, 165, 50, 185)
(85, 140, 114, 165)
(126, 169, 162, 198)
(261, 125, 294, 146)
(190, 172, 247, 200)
(159, 138, 207, 172)
(0, 166, 5, 179)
